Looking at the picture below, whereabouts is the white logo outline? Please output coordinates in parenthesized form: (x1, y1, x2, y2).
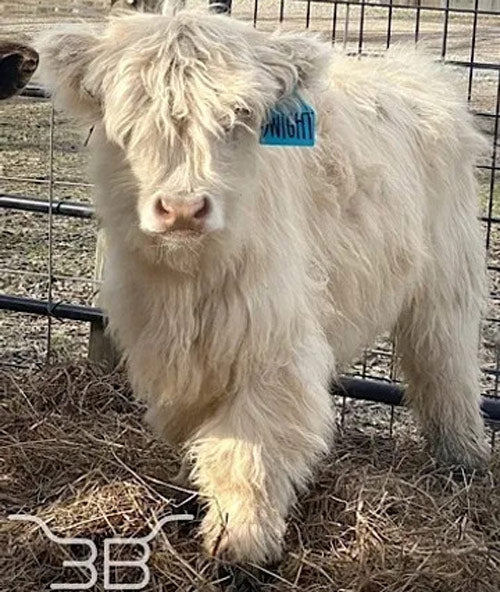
(8, 512, 194, 590)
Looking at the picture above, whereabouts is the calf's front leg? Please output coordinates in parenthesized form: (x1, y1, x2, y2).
(187, 369, 334, 563)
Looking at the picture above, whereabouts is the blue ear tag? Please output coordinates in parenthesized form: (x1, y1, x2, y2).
(260, 95, 316, 147)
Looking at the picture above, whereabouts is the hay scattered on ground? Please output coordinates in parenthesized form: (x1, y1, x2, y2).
(1, 364, 499, 591)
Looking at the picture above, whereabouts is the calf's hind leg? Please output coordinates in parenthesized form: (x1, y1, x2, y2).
(396, 267, 488, 470)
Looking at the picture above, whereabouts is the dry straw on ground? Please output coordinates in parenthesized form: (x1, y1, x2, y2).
(1, 363, 499, 591)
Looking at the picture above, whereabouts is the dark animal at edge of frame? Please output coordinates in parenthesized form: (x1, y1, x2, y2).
(0, 41, 39, 100)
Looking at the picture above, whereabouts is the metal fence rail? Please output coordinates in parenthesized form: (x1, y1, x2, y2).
(4, 287, 500, 426)
(0, 193, 94, 218)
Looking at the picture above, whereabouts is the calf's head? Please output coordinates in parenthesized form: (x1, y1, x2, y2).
(37, 12, 328, 258)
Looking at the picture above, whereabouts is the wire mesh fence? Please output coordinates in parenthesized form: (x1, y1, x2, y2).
(0, 0, 499, 443)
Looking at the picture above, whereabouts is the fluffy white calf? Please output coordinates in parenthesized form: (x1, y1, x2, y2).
(38, 10, 488, 563)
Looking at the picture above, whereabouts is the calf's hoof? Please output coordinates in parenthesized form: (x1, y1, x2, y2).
(429, 432, 489, 475)
(201, 505, 285, 564)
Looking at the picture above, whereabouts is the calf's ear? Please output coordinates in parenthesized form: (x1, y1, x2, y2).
(36, 26, 102, 123)
(259, 31, 331, 101)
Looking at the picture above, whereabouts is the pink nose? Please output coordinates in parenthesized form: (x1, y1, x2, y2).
(154, 196, 210, 232)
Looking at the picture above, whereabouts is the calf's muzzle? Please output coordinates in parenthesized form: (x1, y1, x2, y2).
(152, 196, 211, 233)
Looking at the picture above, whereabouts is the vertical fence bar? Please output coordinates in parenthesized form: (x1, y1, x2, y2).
(441, 0, 450, 59)
(343, 3, 350, 50)
(331, 1, 338, 45)
(495, 342, 500, 401)
(388, 341, 397, 437)
(485, 72, 500, 251)
(414, 0, 421, 43)
(46, 104, 55, 364)
(358, 0, 366, 54)
(305, 0, 312, 29)
(362, 349, 368, 379)
(467, 0, 480, 102)
(386, 0, 393, 49)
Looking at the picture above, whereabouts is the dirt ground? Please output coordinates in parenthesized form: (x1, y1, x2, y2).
(1, 1, 499, 590)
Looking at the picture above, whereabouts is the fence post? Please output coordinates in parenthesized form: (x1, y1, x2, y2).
(88, 231, 120, 369)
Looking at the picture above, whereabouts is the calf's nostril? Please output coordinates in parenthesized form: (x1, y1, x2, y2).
(157, 198, 175, 217)
(193, 196, 210, 219)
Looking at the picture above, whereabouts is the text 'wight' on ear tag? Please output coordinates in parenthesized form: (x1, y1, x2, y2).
(260, 96, 316, 147)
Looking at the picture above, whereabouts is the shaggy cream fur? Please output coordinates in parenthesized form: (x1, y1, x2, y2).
(37, 9, 488, 563)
